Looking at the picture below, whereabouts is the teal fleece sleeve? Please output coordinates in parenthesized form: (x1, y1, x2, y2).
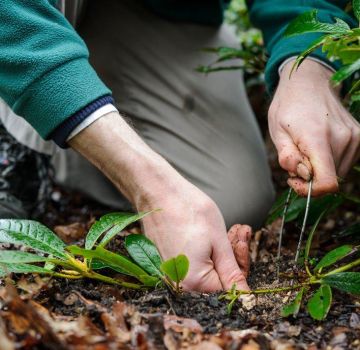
(0, 0, 111, 139)
(247, 0, 357, 93)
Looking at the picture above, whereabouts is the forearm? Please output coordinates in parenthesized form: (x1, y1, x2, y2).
(68, 112, 185, 207)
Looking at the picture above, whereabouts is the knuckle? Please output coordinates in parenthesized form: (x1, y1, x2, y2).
(338, 127, 352, 143)
(278, 149, 296, 170)
(226, 269, 246, 285)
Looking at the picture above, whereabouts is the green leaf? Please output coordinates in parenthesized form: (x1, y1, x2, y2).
(314, 245, 353, 272)
(331, 59, 360, 85)
(160, 254, 189, 284)
(285, 10, 351, 37)
(85, 211, 153, 250)
(125, 234, 163, 277)
(322, 272, 360, 295)
(91, 259, 128, 275)
(353, 0, 360, 21)
(281, 287, 306, 318)
(0, 250, 48, 264)
(0, 263, 54, 277)
(291, 35, 328, 71)
(307, 285, 332, 320)
(0, 220, 67, 259)
(67, 245, 156, 285)
(304, 210, 327, 262)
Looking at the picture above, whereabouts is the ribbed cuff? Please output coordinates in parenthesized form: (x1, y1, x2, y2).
(50, 95, 114, 148)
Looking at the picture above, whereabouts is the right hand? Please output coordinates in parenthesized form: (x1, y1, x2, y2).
(136, 178, 251, 292)
(69, 112, 251, 292)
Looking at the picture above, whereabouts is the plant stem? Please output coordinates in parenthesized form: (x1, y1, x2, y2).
(85, 271, 142, 289)
(321, 258, 360, 277)
(235, 283, 312, 295)
(277, 188, 292, 277)
(52, 272, 83, 279)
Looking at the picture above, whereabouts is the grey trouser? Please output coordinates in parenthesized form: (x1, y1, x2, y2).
(0, 0, 274, 228)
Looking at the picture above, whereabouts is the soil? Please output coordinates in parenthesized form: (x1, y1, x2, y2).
(0, 87, 359, 349)
(0, 183, 358, 349)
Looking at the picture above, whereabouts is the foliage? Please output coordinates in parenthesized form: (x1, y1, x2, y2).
(160, 254, 189, 293)
(221, 210, 360, 320)
(197, 0, 266, 81)
(285, 2, 360, 120)
(0, 214, 189, 293)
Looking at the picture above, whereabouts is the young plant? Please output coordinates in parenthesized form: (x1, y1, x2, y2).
(284, 0, 360, 119)
(220, 209, 360, 320)
(0, 212, 189, 293)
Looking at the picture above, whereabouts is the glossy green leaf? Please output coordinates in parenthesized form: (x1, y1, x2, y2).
(281, 287, 306, 318)
(160, 254, 189, 284)
(67, 245, 155, 285)
(285, 10, 351, 37)
(307, 285, 332, 320)
(322, 272, 360, 295)
(85, 211, 153, 250)
(125, 234, 163, 277)
(0, 220, 67, 259)
(0, 250, 48, 264)
(0, 263, 53, 277)
(314, 245, 353, 272)
(331, 59, 360, 85)
(291, 35, 328, 71)
(91, 259, 128, 275)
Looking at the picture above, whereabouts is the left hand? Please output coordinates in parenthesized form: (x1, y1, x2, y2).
(269, 59, 360, 197)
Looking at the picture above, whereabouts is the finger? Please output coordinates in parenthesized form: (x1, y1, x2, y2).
(182, 266, 223, 293)
(272, 130, 312, 181)
(228, 224, 252, 278)
(274, 132, 304, 174)
(338, 131, 360, 178)
(212, 234, 250, 291)
(295, 137, 338, 196)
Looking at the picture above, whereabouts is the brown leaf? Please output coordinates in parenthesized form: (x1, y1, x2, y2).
(54, 222, 87, 243)
(2, 279, 67, 350)
(164, 315, 203, 334)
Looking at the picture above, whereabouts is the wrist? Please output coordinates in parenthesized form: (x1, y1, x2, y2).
(280, 58, 333, 85)
(69, 111, 189, 208)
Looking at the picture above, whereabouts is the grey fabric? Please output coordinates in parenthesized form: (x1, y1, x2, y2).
(58, 0, 87, 28)
(0, 0, 275, 228)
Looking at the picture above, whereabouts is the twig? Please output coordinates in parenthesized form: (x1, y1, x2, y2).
(277, 188, 293, 276)
(295, 180, 313, 263)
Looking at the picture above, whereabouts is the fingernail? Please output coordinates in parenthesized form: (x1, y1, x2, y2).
(297, 163, 311, 181)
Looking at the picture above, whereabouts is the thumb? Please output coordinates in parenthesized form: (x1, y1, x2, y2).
(228, 224, 252, 278)
(212, 235, 249, 291)
(274, 130, 312, 181)
(290, 136, 338, 196)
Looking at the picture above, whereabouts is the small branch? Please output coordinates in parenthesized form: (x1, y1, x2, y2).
(295, 180, 313, 262)
(234, 282, 314, 296)
(277, 188, 293, 276)
(321, 258, 360, 277)
(85, 271, 142, 289)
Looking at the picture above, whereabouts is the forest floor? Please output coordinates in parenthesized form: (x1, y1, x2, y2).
(0, 90, 359, 349)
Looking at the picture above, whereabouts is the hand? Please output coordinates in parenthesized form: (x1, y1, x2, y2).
(269, 59, 360, 196)
(69, 112, 251, 292)
(136, 174, 251, 292)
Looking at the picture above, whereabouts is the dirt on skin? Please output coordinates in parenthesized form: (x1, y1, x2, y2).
(0, 189, 359, 349)
(0, 118, 359, 349)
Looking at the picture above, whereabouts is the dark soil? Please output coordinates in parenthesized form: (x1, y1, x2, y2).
(0, 88, 359, 349)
